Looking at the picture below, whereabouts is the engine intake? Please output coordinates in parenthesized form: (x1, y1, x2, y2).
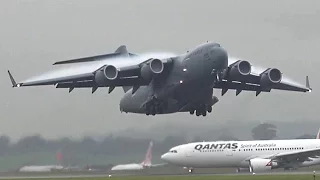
(104, 65, 118, 80)
(94, 65, 118, 86)
(140, 58, 164, 81)
(260, 68, 282, 87)
(249, 158, 278, 173)
(229, 60, 251, 78)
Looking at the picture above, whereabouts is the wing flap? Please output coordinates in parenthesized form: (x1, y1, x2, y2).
(55, 77, 149, 89)
(214, 81, 271, 92)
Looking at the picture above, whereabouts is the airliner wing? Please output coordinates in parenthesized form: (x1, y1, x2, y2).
(270, 147, 320, 163)
(213, 59, 311, 96)
(7, 49, 174, 93)
(150, 163, 168, 167)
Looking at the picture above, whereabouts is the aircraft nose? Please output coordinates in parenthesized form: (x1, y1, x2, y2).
(161, 153, 169, 162)
(210, 46, 228, 69)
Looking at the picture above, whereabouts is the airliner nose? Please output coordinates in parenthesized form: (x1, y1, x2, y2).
(161, 153, 169, 162)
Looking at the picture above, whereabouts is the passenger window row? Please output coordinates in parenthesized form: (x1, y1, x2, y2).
(240, 147, 304, 151)
(200, 149, 224, 152)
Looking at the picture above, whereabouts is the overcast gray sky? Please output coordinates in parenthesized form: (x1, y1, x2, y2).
(1, 0, 319, 141)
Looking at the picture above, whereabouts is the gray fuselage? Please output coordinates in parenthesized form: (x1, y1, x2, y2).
(119, 42, 228, 115)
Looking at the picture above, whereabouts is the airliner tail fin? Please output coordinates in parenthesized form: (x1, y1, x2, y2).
(316, 128, 320, 139)
(141, 141, 153, 166)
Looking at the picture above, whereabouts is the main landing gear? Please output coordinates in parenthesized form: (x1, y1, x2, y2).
(189, 104, 212, 117)
(145, 100, 168, 116)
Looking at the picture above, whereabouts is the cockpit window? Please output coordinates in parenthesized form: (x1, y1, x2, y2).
(169, 150, 178, 153)
(212, 43, 221, 47)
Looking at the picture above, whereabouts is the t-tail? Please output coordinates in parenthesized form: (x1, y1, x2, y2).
(141, 141, 153, 167)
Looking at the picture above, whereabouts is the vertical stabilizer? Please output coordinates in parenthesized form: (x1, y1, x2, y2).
(56, 149, 63, 166)
(115, 45, 129, 55)
(141, 141, 153, 166)
(316, 128, 320, 139)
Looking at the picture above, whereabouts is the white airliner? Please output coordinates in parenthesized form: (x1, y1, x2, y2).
(161, 129, 320, 174)
(19, 165, 64, 172)
(18, 150, 64, 172)
(111, 141, 166, 171)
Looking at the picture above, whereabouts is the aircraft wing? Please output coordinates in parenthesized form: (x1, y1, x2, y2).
(245, 147, 320, 165)
(270, 148, 320, 163)
(213, 59, 311, 96)
(149, 163, 168, 167)
(7, 50, 174, 93)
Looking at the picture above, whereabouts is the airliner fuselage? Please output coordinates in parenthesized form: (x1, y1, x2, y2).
(161, 139, 320, 171)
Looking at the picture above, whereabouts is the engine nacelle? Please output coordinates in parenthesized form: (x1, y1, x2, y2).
(249, 158, 278, 173)
(236, 167, 250, 173)
(229, 60, 251, 78)
(140, 58, 164, 81)
(94, 65, 119, 86)
(260, 68, 282, 87)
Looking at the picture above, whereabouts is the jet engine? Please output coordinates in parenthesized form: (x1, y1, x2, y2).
(249, 158, 278, 173)
(236, 167, 250, 173)
(228, 60, 251, 78)
(260, 68, 282, 87)
(140, 58, 164, 81)
(94, 65, 118, 85)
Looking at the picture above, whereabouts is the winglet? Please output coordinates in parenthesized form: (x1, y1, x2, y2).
(306, 76, 312, 92)
(7, 70, 19, 87)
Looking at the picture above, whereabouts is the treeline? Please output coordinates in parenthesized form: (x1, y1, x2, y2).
(0, 123, 315, 156)
(0, 123, 315, 167)
(0, 134, 188, 159)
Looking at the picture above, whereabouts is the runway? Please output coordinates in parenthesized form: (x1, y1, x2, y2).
(0, 171, 318, 179)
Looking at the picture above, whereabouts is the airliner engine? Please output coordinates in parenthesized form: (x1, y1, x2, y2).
(236, 167, 250, 173)
(249, 158, 278, 172)
(140, 58, 164, 81)
(260, 68, 282, 87)
(95, 65, 118, 85)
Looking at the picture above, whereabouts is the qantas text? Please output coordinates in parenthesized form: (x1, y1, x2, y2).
(194, 143, 238, 150)
(194, 143, 277, 150)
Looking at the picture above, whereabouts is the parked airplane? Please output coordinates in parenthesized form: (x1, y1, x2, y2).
(18, 149, 64, 172)
(18, 165, 64, 172)
(111, 141, 166, 171)
(8, 42, 311, 116)
(161, 129, 320, 174)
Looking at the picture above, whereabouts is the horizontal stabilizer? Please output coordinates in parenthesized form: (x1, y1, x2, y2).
(53, 45, 137, 65)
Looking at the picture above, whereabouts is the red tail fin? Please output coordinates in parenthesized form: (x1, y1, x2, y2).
(141, 141, 153, 166)
(316, 128, 320, 139)
(56, 149, 63, 165)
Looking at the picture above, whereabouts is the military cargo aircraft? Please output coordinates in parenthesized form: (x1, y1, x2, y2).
(8, 42, 311, 116)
